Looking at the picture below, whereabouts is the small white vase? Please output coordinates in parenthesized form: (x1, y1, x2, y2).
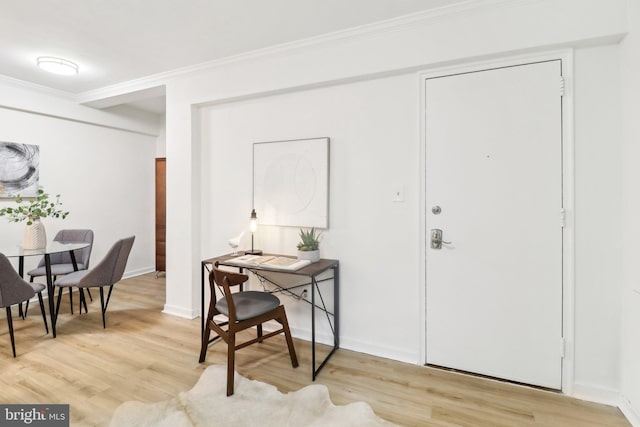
(297, 249, 320, 263)
(23, 218, 47, 249)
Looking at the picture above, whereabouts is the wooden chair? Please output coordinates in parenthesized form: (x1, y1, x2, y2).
(199, 263, 298, 396)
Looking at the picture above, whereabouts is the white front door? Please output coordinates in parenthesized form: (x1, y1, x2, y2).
(425, 60, 563, 389)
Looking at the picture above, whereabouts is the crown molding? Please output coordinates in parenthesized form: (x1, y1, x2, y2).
(0, 74, 75, 100)
(76, 0, 531, 105)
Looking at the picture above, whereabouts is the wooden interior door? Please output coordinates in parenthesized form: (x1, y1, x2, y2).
(425, 60, 564, 389)
(155, 158, 166, 272)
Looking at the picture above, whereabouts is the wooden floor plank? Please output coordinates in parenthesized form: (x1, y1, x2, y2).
(0, 273, 630, 426)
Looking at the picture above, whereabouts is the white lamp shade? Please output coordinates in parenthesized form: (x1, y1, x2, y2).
(249, 209, 258, 232)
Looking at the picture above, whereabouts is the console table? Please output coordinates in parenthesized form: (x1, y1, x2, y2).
(201, 254, 339, 380)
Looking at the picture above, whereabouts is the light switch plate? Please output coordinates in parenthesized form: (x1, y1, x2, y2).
(393, 185, 404, 202)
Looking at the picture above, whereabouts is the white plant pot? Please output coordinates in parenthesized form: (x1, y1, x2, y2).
(23, 218, 47, 249)
(297, 249, 320, 263)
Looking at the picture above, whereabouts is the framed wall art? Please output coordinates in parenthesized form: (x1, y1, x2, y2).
(253, 137, 329, 228)
(0, 142, 39, 198)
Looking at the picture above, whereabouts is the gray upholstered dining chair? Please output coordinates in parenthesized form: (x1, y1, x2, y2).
(27, 229, 94, 314)
(54, 236, 134, 329)
(0, 253, 49, 357)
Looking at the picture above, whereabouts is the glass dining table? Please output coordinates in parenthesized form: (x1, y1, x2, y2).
(0, 241, 91, 338)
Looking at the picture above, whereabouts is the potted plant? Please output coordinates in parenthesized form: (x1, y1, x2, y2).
(0, 188, 69, 249)
(297, 227, 322, 262)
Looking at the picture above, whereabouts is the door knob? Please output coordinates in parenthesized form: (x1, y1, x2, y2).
(430, 229, 451, 249)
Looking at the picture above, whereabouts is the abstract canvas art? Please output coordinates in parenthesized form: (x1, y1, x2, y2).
(253, 137, 329, 228)
(0, 142, 40, 197)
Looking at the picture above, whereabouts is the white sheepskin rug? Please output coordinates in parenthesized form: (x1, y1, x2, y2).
(109, 365, 398, 426)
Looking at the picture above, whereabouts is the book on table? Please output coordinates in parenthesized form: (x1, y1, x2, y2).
(226, 254, 311, 271)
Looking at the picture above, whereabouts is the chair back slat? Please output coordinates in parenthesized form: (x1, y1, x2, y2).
(211, 263, 249, 322)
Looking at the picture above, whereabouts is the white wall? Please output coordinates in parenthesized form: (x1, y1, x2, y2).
(156, 114, 167, 158)
(195, 44, 629, 384)
(573, 45, 623, 400)
(200, 74, 419, 360)
(0, 83, 157, 277)
(620, 0, 640, 423)
(161, 0, 630, 401)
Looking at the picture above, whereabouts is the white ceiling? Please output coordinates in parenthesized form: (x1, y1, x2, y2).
(0, 0, 462, 113)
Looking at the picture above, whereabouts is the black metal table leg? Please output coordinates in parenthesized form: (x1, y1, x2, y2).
(311, 269, 339, 380)
(312, 275, 316, 380)
(18, 256, 25, 318)
(334, 264, 340, 348)
(68, 250, 87, 313)
(45, 253, 57, 337)
(69, 250, 78, 271)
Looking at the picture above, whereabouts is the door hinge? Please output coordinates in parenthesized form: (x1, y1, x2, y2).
(560, 76, 565, 96)
(560, 209, 566, 227)
(560, 337, 566, 358)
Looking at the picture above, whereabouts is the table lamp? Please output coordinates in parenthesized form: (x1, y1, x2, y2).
(245, 209, 262, 255)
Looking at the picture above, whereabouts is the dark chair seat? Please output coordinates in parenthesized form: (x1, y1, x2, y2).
(216, 291, 280, 321)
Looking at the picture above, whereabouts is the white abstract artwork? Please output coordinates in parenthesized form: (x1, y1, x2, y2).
(253, 138, 329, 228)
(0, 142, 40, 197)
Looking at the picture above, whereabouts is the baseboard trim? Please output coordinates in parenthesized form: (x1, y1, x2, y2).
(123, 266, 155, 279)
(289, 325, 335, 347)
(339, 336, 417, 365)
(620, 396, 640, 427)
(162, 304, 198, 319)
(258, 323, 416, 364)
(255, 321, 334, 346)
(571, 382, 621, 407)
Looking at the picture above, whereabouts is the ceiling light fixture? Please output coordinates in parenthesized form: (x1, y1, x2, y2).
(36, 56, 79, 76)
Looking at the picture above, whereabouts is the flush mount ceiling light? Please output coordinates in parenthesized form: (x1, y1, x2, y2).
(36, 56, 79, 75)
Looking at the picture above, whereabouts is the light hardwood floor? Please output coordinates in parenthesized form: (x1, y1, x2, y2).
(0, 273, 630, 426)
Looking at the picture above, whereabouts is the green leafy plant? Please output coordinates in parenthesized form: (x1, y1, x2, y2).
(0, 188, 69, 225)
(297, 227, 322, 251)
